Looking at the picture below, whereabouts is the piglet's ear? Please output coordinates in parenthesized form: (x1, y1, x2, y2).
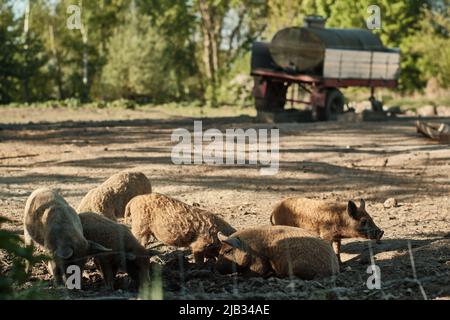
(347, 201, 359, 220)
(359, 199, 366, 210)
(217, 232, 242, 249)
(88, 240, 111, 255)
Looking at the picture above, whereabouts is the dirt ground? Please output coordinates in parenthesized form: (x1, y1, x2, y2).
(1, 106, 449, 300)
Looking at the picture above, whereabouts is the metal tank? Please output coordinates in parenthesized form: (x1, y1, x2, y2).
(269, 17, 386, 73)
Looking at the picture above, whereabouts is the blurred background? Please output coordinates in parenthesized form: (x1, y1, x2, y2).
(0, 0, 449, 110)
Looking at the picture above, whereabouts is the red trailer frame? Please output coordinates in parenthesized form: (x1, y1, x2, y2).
(252, 67, 398, 121)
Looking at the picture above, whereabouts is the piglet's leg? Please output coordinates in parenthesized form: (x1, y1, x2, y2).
(48, 261, 64, 286)
(190, 240, 207, 266)
(99, 262, 115, 291)
(193, 251, 205, 266)
(332, 240, 342, 264)
(24, 230, 34, 274)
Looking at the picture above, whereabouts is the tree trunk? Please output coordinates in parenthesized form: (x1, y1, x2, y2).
(197, 0, 224, 106)
(22, 0, 30, 102)
(49, 25, 64, 99)
(198, 0, 215, 82)
(79, 0, 89, 101)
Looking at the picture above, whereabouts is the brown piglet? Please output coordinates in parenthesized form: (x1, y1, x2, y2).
(215, 225, 339, 279)
(77, 171, 151, 221)
(270, 197, 384, 263)
(78, 212, 151, 290)
(23, 188, 111, 285)
(125, 193, 236, 265)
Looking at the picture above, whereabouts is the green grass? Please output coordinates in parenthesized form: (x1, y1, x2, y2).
(147, 102, 255, 118)
(138, 265, 164, 300)
(2, 91, 449, 121)
(1, 100, 256, 122)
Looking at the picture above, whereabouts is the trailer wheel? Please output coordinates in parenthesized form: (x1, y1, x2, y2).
(317, 89, 345, 121)
(254, 78, 287, 111)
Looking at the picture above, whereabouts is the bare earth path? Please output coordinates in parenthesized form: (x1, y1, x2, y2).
(1, 106, 449, 300)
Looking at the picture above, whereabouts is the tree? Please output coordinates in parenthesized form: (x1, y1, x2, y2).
(42, 0, 132, 101)
(0, 1, 20, 103)
(192, 0, 229, 106)
(2, 0, 443, 104)
(406, 6, 450, 88)
(140, 0, 268, 106)
(101, 9, 175, 102)
(15, 31, 49, 102)
(0, 0, 48, 103)
(137, 0, 200, 100)
(192, 0, 269, 106)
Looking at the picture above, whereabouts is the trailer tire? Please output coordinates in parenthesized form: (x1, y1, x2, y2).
(317, 89, 345, 121)
(254, 78, 287, 111)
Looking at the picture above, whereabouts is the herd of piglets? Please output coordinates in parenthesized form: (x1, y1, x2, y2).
(23, 171, 383, 289)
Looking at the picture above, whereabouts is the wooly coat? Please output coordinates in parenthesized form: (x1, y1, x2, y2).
(270, 198, 384, 262)
(124, 193, 236, 264)
(78, 212, 150, 290)
(23, 188, 111, 285)
(77, 171, 151, 221)
(215, 225, 339, 279)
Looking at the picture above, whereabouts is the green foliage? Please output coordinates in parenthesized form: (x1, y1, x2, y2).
(218, 52, 253, 106)
(107, 99, 137, 109)
(0, 1, 49, 103)
(0, 2, 22, 103)
(0, 33, 20, 103)
(138, 264, 163, 300)
(138, 0, 200, 100)
(100, 9, 178, 102)
(0, 0, 448, 106)
(0, 216, 50, 299)
(406, 7, 450, 88)
(266, 0, 303, 36)
(17, 33, 51, 101)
